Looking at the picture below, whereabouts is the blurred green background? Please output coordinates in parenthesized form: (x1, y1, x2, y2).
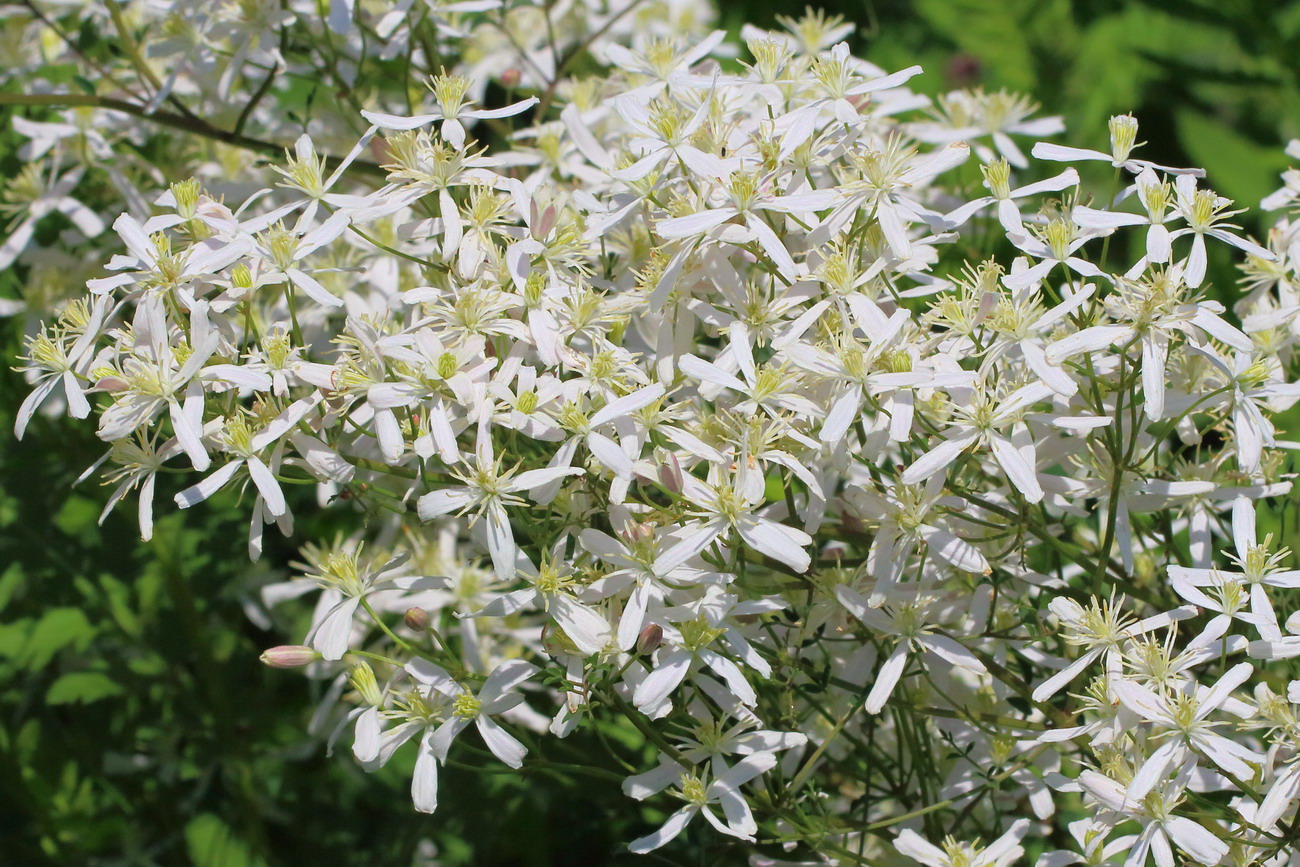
(3, 0, 1300, 864)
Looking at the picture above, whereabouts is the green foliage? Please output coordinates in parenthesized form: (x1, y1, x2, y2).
(5, 0, 1300, 863)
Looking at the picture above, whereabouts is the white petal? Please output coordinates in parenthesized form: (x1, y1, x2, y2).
(484, 502, 516, 581)
(476, 716, 527, 768)
(586, 431, 633, 478)
(737, 516, 812, 574)
(679, 353, 747, 392)
(551, 594, 612, 655)
(175, 461, 242, 508)
(417, 486, 477, 519)
(657, 208, 736, 239)
(628, 806, 697, 854)
(901, 432, 977, 486)
(412, 730, 440, 813)
(633, 647, 692, 710)
(590, 383, 665, 427)
(247, 457, 287, 517)
(990, 432, 1043, 502)
(311, 597, 361, 661)
(866, 643, 909, 713)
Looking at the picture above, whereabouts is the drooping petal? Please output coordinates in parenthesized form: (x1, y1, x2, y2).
(866, 643, 909, 714)
(411, 729, 440, 813)
(476, 716, 527, 769)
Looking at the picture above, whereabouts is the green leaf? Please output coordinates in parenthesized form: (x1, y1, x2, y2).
(21, 607, 95, 670)
(913, 0, 1039, 91)
(99, 574, 140, 638)
(46, 671, 124, 705)
(0, 562, 24, 610)
(185, 814, 268, 867)
(54, 494, 101, 539)
(1175, 109, 1290, 208)
(0, 620, 29, 660)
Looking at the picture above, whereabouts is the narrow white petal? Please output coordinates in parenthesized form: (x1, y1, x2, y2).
(866, 644, 909, 713)
(476, 716, 527, 769)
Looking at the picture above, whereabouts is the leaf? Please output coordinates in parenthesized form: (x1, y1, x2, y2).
(99, 575, 140, 638)
(913, 0, 1038, 91)
(1066, 10, 1160, 136)
(0, 562, 24, 610)
(1175, 109, 1290, 208)
(21, 607, 95, 670)
(54, 494, 101, 539)
(185, 814, 269, 867)
(0, 620, 28, 660)
(46, 671, 123, 705)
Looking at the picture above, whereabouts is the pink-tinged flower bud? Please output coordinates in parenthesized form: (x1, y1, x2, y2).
(620, 521, 654, 546)
(658, 453, 683, 493)
(501, 68, 522, 89)
(636, 624, 663, 656)
(260, 645, 319, 668)
(95, 376, 129, 392)
(404, 606, 430, 631)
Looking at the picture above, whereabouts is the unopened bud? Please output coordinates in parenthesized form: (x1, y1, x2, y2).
(404, 606, 430, 631)
(94, 375, 129, 393)
(621, 521, 654, 545)
(501, 67, 522, 89)
(636, 624, 663, 656)
(260, 645, 319, 668)
(658, 453, 683, 493)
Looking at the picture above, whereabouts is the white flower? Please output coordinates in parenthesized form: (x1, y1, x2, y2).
(1077, 770, 1228, 867)
(471, 544, 612, 655)
(406, 657, 537, 768)
(15, 297, 109, 439)
(838, 588, 987, 714)
(627, 752, 776, 853)
(1169, 174, 1274, 289)
(0, 164, 104, 269)
(416, 420, 584, 580)
(1031, 114, 1204, 177)
(1113, 662, 1262, 799)
(665, 464, 813, 574)
(361, 72, 539, 150)
(901, 379, 1054, 503)
(895, 819, 1029, 867)
(1168, 498, 1300, 642)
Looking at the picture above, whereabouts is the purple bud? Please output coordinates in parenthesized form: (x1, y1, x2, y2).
(658, 453, 683, 493)
(636, 624, 663, 656)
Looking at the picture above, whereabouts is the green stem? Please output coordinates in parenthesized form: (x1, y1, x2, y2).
(0, 92, 385, 180)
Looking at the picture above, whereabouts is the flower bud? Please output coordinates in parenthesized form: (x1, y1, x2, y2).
(404, 606, 430, 632)
(260, 645, 319, 668)
(636, 624, 663, 656)
(621, 521, 654, 545)
(94, 375, 129, 393)
(501, 67, 522, 89)
(658, 452, 683, 493)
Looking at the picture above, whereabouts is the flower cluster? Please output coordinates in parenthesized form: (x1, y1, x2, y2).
(12, 1, 1300, 863)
